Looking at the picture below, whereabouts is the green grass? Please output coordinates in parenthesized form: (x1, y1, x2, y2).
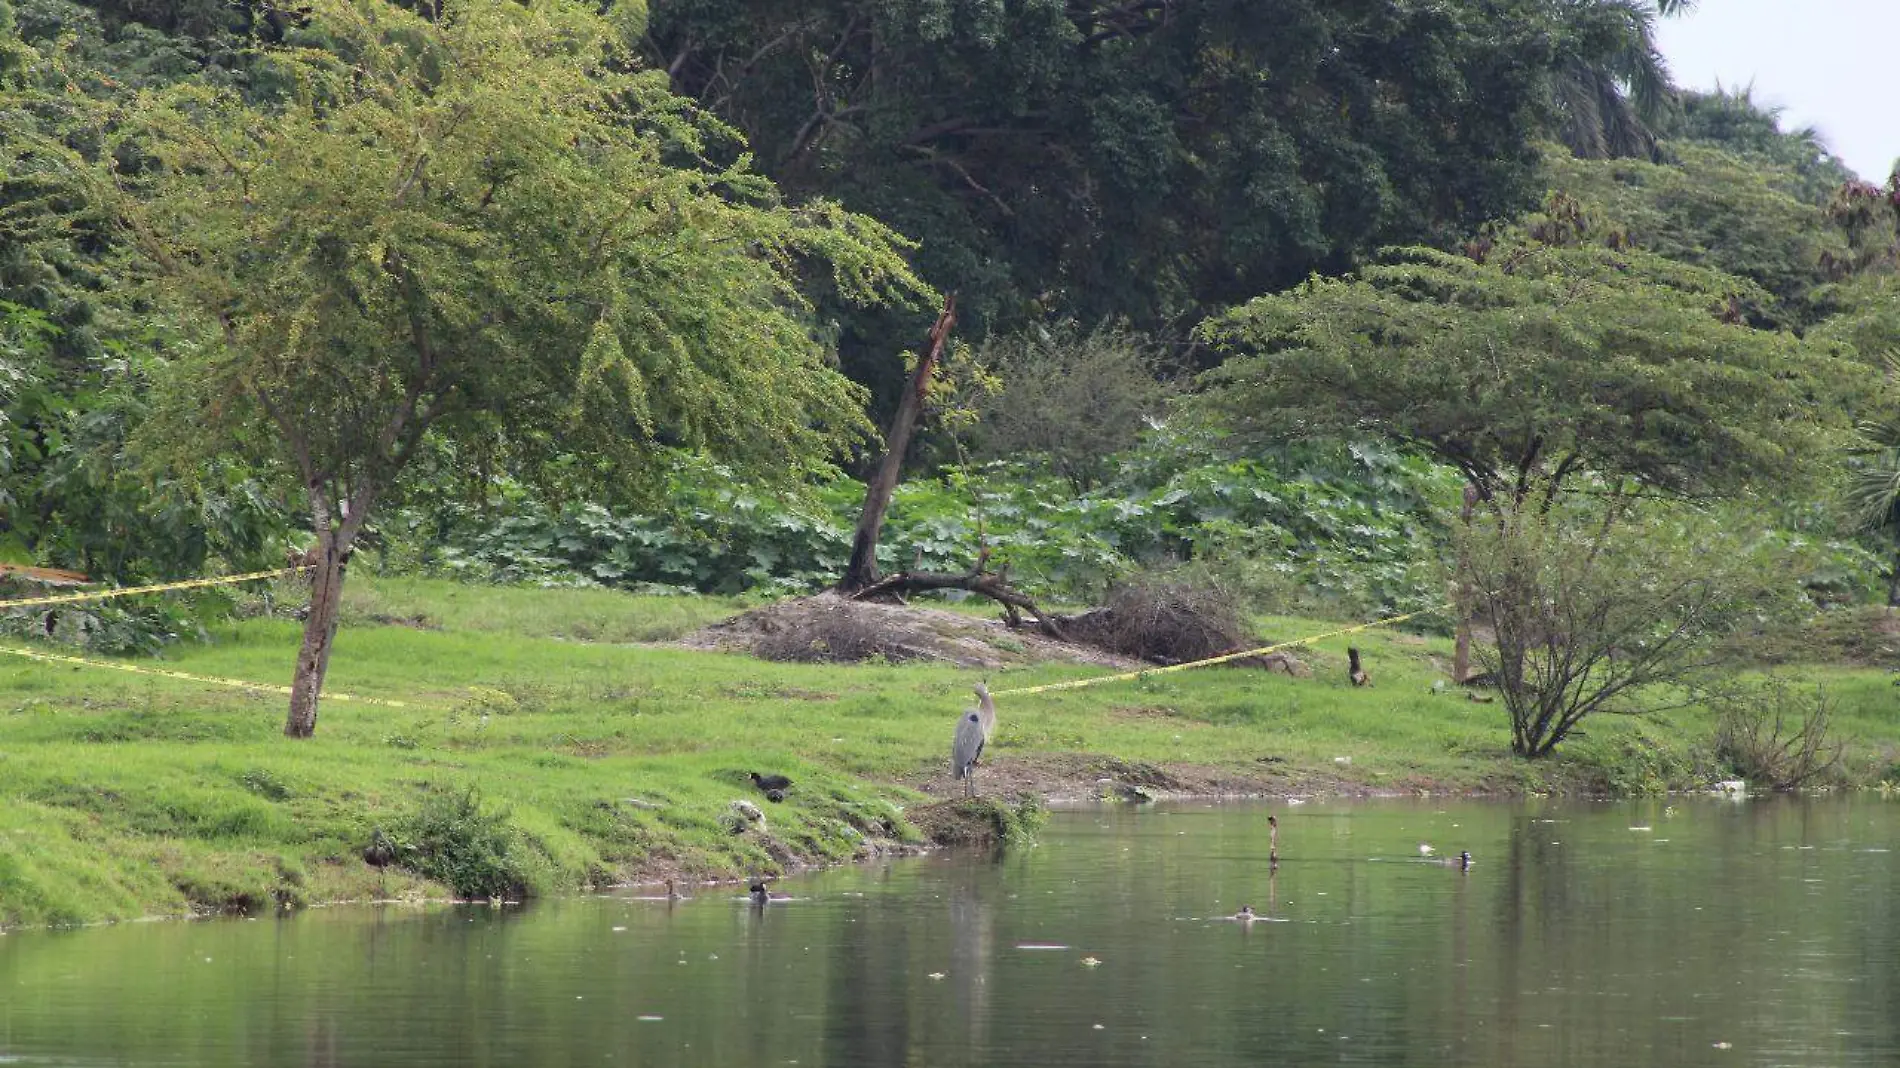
(327, 574, 746, 642)
(2, 575, 1897, 927)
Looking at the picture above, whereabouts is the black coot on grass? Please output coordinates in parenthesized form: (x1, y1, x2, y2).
(750, 772, 793, 799)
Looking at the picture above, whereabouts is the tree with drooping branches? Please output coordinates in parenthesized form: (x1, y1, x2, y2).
(10, 0, 928, 736)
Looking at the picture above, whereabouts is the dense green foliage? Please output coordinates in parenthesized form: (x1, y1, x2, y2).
(0, 1, 292, 586)
(645, 0, 1689, 407)
(0, 302, 285, 583)
(1542, 145, 1847, 323)
(382, 434, 1458, 617)
(1666, 88, 1859, 197)
(4, 0, 1887, 586)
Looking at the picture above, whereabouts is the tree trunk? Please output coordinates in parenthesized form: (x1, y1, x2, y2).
(837, 293, 956, 594)
(285, 526, 352, 738)
(1452, 480, 1478, 683)
(1888, 543, 1900, 608)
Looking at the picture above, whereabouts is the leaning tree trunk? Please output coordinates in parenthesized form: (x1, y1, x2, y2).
(837, 293, 956, 594)
(1452, 481, 1479, 683)
(285, 524, 353, 738)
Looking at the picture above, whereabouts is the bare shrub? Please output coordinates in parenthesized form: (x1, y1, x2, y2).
(1060, 575, 1256, 665)
(1711, 676, 1844, 790)
(751, 601, 920, 663)
(1460, 502, 1809, 758)
(971, 320, 1178, 491)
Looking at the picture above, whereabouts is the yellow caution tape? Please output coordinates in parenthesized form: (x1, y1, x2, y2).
(0, 565, 311, 611)
(0, 643, 410, 708)
(0, 562, 1440, 708)
(990, 604, 1448, 698)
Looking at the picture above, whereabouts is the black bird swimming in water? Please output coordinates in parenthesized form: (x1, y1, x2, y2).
(750, 772, 793, 799)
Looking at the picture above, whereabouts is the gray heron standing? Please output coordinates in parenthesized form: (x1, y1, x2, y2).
(951, 681, 996, 797)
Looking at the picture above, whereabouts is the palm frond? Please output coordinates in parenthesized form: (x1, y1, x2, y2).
(1847, 405, 1900, 529)
(1845, 457, 1900, 530)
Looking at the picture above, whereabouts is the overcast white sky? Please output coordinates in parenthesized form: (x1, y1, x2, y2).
(1655, 0, 1900, 180)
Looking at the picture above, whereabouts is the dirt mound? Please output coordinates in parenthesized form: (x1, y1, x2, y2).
(681, 593, 1144, 670)
(905, 796, 1046, 846)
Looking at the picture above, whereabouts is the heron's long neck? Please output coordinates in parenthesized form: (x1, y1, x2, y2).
(977, 693, 995, 730)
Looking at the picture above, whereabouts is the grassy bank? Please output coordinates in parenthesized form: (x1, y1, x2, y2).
(1, 575, 1897, 927)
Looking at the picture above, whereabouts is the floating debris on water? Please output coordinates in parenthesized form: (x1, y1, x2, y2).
(1016, 943, 1070, 951)
(927, 972, 946, 980)
(1081, 956, 1103, 967)
(637, 1016, 664, 1022)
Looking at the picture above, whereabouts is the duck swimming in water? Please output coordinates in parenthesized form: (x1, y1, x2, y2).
(1228, 905, 1258, 923)
(749, 880, 770, 906)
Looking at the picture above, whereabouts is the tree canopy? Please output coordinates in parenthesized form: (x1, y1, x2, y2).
(1542, 145, 1847, 324)
(1197, 196, 1837, 508)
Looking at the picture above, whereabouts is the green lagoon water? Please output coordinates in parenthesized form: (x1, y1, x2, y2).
(2, 797, 1896, 1066)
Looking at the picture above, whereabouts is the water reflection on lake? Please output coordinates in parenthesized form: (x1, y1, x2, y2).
(2, 797, 1897, 1067)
